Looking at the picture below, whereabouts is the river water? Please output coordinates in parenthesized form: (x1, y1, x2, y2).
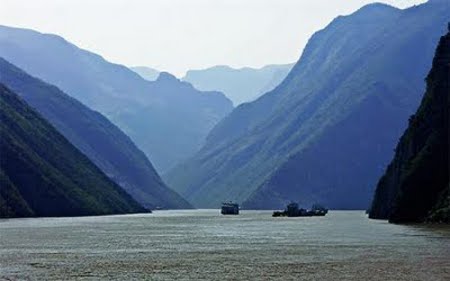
(0, 210, 449, 280)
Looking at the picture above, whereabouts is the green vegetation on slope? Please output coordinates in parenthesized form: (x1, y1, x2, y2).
(369, 28, 449, 223)
(0, 84, 146, 218)
(0, 58, 192, 209)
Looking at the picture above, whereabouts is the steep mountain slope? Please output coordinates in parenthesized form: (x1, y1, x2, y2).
(0, 26, 233, 173)
(131, 66, 160, 81)
(183, 64, 294, 105)
(369, 28, 449, 223)
(0, 58, 192, 209)
(166, 1, 450, 209)
(0, 84, 145, 218)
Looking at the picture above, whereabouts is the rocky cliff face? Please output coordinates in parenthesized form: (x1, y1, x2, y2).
(369, 27, 449, 223)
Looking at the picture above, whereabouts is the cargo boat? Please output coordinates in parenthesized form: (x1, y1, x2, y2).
(272, 203, 328, 217)
(221, 202, 239, 215)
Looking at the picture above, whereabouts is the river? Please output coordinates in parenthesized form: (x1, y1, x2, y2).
(0, 210, 449, 280)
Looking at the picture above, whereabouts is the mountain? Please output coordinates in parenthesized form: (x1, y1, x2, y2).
(0, 58, 192, 209)
(130, 66, 160, 81)
(369, 28, 449, 223)
(0, 84, 146, 218)
(166, 1, 450, 209)
(183, 64, 294, 105)
(0, 25, 233, 173)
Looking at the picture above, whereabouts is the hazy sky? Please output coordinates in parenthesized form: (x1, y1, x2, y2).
(0, 0, 427, 76)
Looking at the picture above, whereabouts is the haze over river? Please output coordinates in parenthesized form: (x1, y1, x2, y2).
(1, 210, 449, 280)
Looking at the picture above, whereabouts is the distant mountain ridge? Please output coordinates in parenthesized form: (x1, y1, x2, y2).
(166, 0, 450, 209)
(0, 25, 233, 173)
(369, 28, 449, 223)
(0, 84, 145, 218)
(182, 63, 294, 105)
(131, 66, 160, 81)
(0, 57, 192, 209)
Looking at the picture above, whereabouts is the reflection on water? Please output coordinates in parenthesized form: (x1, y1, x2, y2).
(0, 210, 449, 280)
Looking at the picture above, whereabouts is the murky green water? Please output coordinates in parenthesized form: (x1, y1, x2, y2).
(0, 210, 449, 280)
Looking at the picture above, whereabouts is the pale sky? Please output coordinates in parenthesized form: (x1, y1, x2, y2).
(0, 0, 427, 77)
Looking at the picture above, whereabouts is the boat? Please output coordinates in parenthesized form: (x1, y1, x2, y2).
(272, 202, 328, 217)
(221, 202, 239, 215)
(310, 204, 328, 216)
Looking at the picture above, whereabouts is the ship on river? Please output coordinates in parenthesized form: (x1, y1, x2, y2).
(221, 202, 239, 215)
(272, 202, 328, 217)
